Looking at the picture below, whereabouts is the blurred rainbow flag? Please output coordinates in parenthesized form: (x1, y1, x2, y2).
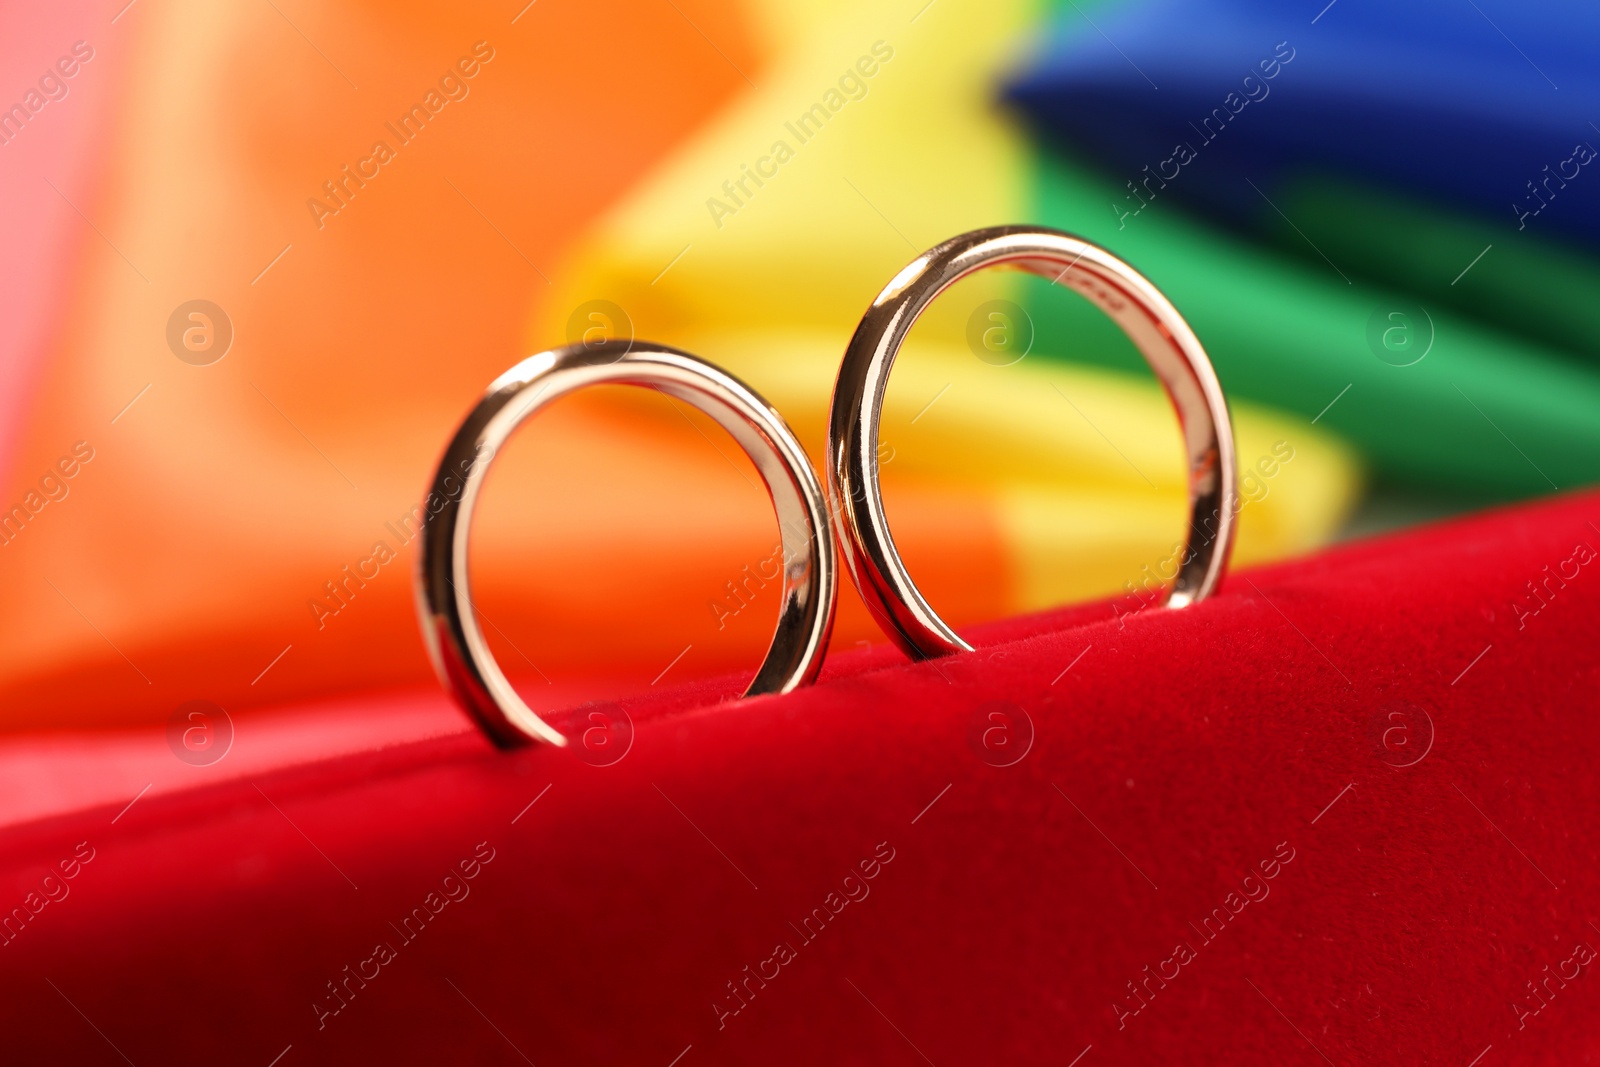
(3, 0, 1590, 736)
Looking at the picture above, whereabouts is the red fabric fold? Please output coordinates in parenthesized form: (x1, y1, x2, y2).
(2, 489, 1597, 1065)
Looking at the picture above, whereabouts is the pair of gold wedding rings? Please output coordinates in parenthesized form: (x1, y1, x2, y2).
(416, 226, 1238, 748)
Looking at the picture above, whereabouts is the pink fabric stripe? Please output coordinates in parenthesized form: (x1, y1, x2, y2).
(0, 2, 122, 476)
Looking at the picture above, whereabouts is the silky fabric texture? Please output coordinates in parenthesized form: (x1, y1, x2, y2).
(1018, 148, 1600, 500)
(1009, 0, 1600, 249)
(3, 489, 1596, 1064)
(535, 0, 1361, 643)
(0, 0, 764, 728)
(1004, 3, 1600, 500)
(0, 0, 1363, 734)
(1257, 175, 1600, 362)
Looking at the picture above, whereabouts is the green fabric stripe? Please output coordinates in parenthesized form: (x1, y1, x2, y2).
(1022, 148, 1600, 501)
(1267, 171, 1600, 364)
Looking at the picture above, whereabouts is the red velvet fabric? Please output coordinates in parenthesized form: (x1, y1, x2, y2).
(3, 490, 1598, 1064)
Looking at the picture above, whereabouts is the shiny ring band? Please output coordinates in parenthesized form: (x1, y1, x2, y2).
(827, 226, 1238, 659)
(417, 341, 838, 748)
